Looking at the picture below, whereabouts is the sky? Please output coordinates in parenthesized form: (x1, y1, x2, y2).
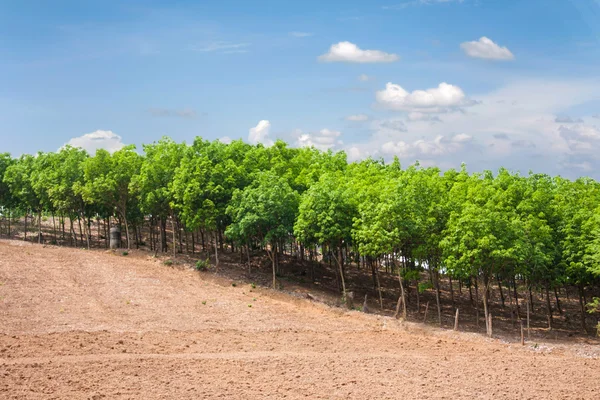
(1, 0, 600, 179)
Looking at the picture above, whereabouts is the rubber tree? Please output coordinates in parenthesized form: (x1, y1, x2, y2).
(226, 171, 299, 288)
(294, 171, 356, 304)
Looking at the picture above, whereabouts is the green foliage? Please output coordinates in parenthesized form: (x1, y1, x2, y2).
(195, 259, 210, 271)
(3, 135, 600, 334)
(163, 260, 173, 266)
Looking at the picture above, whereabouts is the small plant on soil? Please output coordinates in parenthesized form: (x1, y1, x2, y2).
(163, 260, 173, 266)
(122, 251, 129, 256)
(587, 298, 600, 337)
(195, 259, 210, 271)
(251, 283, 256, 289)
(231, 283, 237, 287)
(202, 301, 206, 305)
(248, 304, 252, 308)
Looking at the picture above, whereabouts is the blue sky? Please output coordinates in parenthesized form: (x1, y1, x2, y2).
(1, 0, 600, 178)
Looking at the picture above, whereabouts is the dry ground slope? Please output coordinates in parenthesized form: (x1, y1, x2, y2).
(0, 240, 598, 399)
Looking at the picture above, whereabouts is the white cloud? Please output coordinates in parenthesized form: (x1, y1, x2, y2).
(297, 128, 342, 151)
(65, 130, 125, 154)
(358, 74, 374, 82)
(376, 82, 472, 113)
(460, 37, 514, 61)
(248, 120, 274, 147)
(380, 133, 472, 158)
(219, 136, 232, 144)
(318, 41, 399, 63)
(290, 32, 313, 37)
(345, 79, 600, 179)
(346, 114, 369, 122)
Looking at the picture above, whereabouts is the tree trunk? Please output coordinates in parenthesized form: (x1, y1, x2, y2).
(474, 277, 480, 328)
(497, 275, 505, 307)
(545, 282, 553, 330)
(268, 246, 276, 288)
(482, 275, 490, 336)
(160, 217, 167, 253)
(78, 216, 84, 245)
(394, 261, 407, 319)
(37, 210, 42, 244)
(449, 275, 455, 305)
(24, 211, 28, 241)
(512, 276, 521, 319)
(123, 214, 131, 250)
(554, 287, 562, 315)
(214, 230, 219, 268)
(578, 285, 587, 332)
(434, 269, 442, 327)
(170, 216, 176, 256)
(52, 213, 57, 243)
(332, 246, 347, 304)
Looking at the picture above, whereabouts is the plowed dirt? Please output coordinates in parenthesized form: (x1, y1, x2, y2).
(1, 240, 598, 399)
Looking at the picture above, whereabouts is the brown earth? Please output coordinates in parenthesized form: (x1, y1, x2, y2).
(0, 239, 599, 399)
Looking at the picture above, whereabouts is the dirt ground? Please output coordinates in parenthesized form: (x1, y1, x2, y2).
(1, 240, 599, 399)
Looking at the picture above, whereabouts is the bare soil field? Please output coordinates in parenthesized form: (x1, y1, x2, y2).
(1, 239, 599, 399)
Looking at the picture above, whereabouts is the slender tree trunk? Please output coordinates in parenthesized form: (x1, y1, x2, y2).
(214, 230, 219, 268)
(497, 275, 505, 307)
(415, 278, 420, 310)
(375, 261, 382, 310)
(70, 218, 77, 247)
(554, 287, 562, 315)
(78, 216, 84, 244)
(482, 275, 490, 335)
(123, 214, 131, 250)
(332, 246, 348, 305)
(395, 260, 407, 319)
(171, 216, 176, 257)
(507, 278, 515, 329)
(24, 210, 28, 241)
(434, 268, 442, 327)
(268, 245, 276, 288)
(52, 213, 57, 243)
(449, 275, 455, 305)
(545, 282, 553, 330)
(161, 217, 167, 253)
(37, 210, 42, 244)
(474, 277, 480, 328)
(85, 215, 91, 249)
(513, 276, 521, 319)
(578, 285, 587, 332)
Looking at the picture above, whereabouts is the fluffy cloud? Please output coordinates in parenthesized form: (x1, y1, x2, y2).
(346, 114, 369, 121)
(219, 136, 232, 144)
(345, 79, 600, 179)
(381, 133, 473, 158)
(318, 42, 399, 63)
(376, 82, 472, 113)
(297, 129, 342, 151)
(460, 37, 514, 61)
(559, 124, 600, 153)
(65, 130, 125, 154)
(148, 108, 197, 118)
(248, 120, 274, 147)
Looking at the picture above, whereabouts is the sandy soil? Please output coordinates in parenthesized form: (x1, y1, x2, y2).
(1, 240, 599, 399)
